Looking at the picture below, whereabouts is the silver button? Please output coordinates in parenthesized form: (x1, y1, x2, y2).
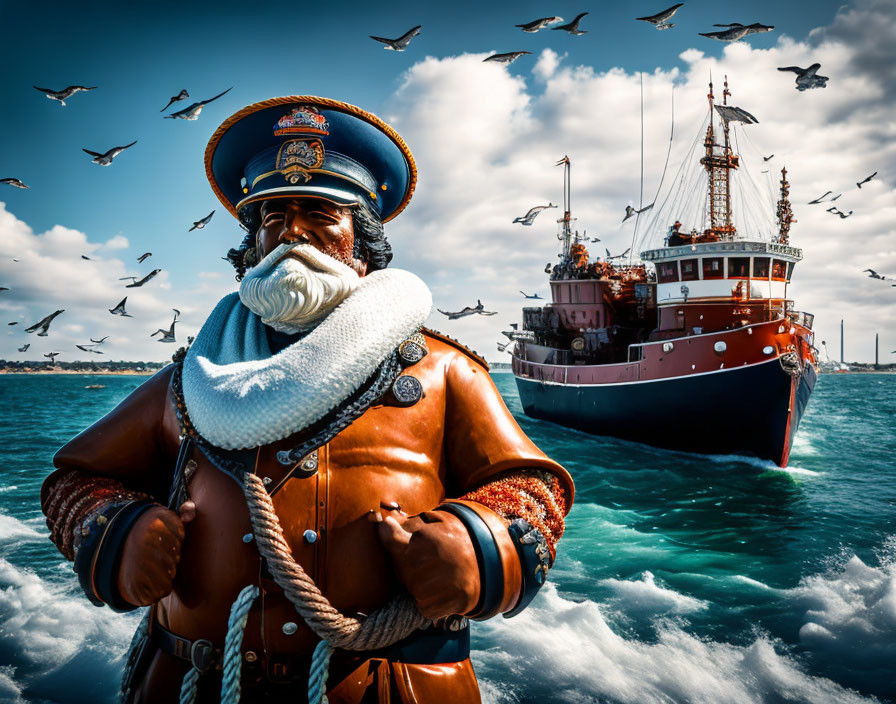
(282, 622, 298, 635)
(242, 533, 254, 543)
(244, 650, 257, 663)
(262, 476, 272, 486)
(303, 529, 317, 544)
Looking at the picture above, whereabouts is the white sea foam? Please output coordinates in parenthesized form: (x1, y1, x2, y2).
(598, 571, 708, 616)
(788, 540, 896, 671)
(0, 486, 19, 494)
(0, 513, 43, 544)
(0, 558, 138, 703)
(473, 584, 873, 704)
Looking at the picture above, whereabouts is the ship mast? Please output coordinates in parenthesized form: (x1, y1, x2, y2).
(776, 166, 795, 245)
(700, 76, 739, 240)
(556, 155, 574, 255)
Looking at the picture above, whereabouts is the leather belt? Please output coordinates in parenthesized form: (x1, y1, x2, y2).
(152, 622, 222, 673)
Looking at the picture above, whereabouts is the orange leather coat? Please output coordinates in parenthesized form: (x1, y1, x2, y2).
(50, 330, 573, 703)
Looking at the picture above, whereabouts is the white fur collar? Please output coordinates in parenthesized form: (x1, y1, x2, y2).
(182, 268, 433, 450)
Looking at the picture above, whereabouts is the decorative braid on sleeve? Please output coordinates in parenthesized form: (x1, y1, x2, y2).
(461, 469, 570, 561)
(42, 469, 151, 561)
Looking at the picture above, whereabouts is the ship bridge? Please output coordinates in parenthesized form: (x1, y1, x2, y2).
(640, 240, 802, 304)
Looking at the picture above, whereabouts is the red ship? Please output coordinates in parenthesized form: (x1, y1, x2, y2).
(509, 79, 818, 467)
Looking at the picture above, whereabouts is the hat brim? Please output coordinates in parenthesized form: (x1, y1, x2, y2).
(237, 186, 360, 214)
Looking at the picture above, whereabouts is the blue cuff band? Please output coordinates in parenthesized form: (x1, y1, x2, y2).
(503, 518, 551, 619)
(435, 502, 503, 620)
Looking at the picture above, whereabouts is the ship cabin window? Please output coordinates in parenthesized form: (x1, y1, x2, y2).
(680, 259, 700, 281)
(787, 261, 796, 280)
(728, 257, 750, 279)
(771, 259, 788, 281)
(753, 257, 770, 279)
(657, 261, 680, 283)
(702, 257, 724, 280)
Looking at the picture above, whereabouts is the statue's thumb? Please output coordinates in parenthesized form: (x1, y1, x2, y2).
(376, 514, 412, 555)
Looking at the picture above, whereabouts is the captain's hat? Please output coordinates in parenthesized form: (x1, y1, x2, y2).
(205, 96, 416, 226)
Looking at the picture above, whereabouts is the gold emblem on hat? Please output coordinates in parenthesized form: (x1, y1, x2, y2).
(276, 139, 325, 184)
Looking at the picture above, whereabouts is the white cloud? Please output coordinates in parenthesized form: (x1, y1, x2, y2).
(101, 234, 129, 251)
(383, 0, 896, 363)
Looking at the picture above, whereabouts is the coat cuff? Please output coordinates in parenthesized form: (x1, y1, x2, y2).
(435, 499, 522, 620)
(73, 500, 155, 611)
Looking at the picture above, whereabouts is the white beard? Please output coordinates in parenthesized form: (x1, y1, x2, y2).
(238, 243, 360, 334)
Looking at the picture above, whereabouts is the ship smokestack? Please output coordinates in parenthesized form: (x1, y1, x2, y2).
(840, 319, 844, 364)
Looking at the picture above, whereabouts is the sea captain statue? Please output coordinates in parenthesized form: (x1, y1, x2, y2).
(40, 96, 574, 704)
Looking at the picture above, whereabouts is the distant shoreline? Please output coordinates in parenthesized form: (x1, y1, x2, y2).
(0, 369, 157, 375)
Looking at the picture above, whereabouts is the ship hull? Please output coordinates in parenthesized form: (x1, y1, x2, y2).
(515, 357, 816, 467)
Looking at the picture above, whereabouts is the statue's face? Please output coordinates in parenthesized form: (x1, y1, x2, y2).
(256, 197, 366, 275)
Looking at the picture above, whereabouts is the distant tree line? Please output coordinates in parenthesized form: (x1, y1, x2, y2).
(0, 359, 167, 373)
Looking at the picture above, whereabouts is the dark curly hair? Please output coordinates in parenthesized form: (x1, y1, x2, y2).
(225, 200, 392, 281)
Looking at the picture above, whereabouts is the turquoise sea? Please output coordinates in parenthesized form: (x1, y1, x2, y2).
(0, 372, 893, 703)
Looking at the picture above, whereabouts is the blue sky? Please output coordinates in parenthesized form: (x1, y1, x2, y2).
(1, 0, 892, 363)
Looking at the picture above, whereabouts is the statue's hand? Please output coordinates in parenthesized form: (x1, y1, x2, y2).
(117, 502, 195, 606)
(372, 509, 479, 619)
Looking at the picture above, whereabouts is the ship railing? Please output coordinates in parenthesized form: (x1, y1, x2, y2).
(786, 311, 814, 330)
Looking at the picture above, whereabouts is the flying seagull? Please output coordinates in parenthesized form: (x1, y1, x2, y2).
(120, 268, 161, 288)
(1, 178, 29, 189)
(369, 25, 421, 51)
(137, 252, 152, 263)
(863, 269, 886, 280)
(109, 297, 133, 317)
(552, 12, 589, 35)
(89, 336, 109, 344)
(778, 64, 828, 91)
(763, 154, 774, 161)
(714, 104, 758, 124)
(589, 237, 601, 243)
(606, 247, 632, 260)
(437, 300, 498, 320)
(33, 85, 96, 106)
(623, 203, 654, 222)
(520, 291, 543, 299)
(483, 51, 532, 64)
(189, 210, 215, 231)
(0, 287, 8, 292)
(7, 322, 17, 326)
(516, 17, 564, 32)
(76, 344, 105, 354)
(81, 255, 93, 260)
(17, 344, 29, 352)
(636, 4, 684, 30)
(513, 203, 556, 226)
(82, 140, 137, 166)
(151, 311, 179, 343)
(808, 191, 833, 204)
(700, 23, 773, 42)
(164, 87, 232, 120)
(857, 172, 877, 188)
(160, 89, 189, 112)
(44, 352, 61, 362)
(25, 309, 64, 336)
(835, 210, 853, 219)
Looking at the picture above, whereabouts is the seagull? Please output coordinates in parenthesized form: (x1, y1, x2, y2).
(7, 322, 17, 326)
(700, 23, 773, 42)
(808, 191, 833, 204)
(33, 85, 96, 106)
(369, 25, 421, 51)
(520, 291, 543, 299)
(25, 309, 64, 336)
(89, 336, 109, 344)
(436, 300, 498, 320)
(714, 104, 759, 124)
(17, 344, 29, 352)
(164, 87, 232, 120)
(109, 297, 133, 317)
(606, 247, 632, 260)
(120, 268, 161, 288)
(552, 12, 589, 35)
(857, 172, 877, 188)
(516, 16, 564, 32)
(825, 206, 837, 213)
(0, 287, 8, 292)
(81, 255, 93, 260)
(483, 51, 532, 64)
(777, 64, 829, 91)
(836, 210, 853, 219)
(82, 140, 137, 166)
(137, 252, 152, 263)
(636, 4, 684, 30)
(763, 154, 774, 161)
(1, 178, 29, 189)
(76, 344, 105, 354)
(160, 89, 189, 112)
(623, 203, 654, 222)
(589, 237, 601, 243)
(151, 313, 178, 343)
(189, 210, 215, 231)
(863, 269, 886, 280)
(513, 203, 556, 226)
(44, 352, 61, 362)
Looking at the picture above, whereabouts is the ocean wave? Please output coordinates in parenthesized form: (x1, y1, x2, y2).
(597, 571, 708, 616)
(0, 558, 137, 704)
(0, 514, 43, 544)
(473, 583, 873, 704)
